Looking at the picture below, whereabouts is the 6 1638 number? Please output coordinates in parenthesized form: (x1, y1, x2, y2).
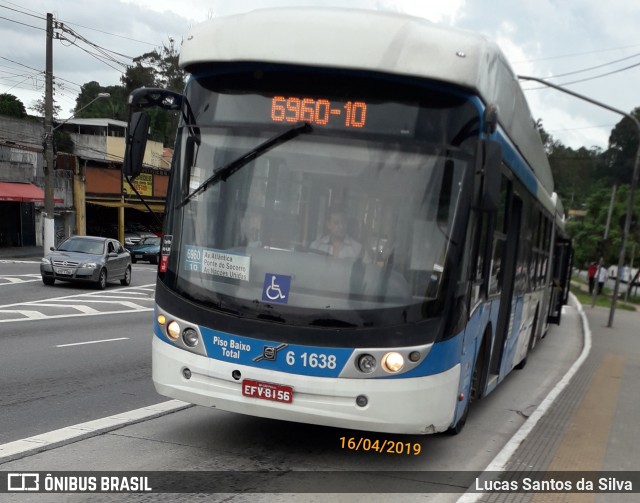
(286, 350, 337, 369)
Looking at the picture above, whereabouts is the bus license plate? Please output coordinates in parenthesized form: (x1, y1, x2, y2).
(242, 379, 293, 403)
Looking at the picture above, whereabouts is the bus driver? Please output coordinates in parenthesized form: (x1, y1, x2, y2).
(310, 208, 362, 259)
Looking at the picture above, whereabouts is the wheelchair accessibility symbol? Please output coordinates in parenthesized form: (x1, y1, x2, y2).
(262, 273, 291, 304)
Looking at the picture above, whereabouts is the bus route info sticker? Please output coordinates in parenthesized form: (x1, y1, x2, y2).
(159, 235, 172, 273)
(183, 245, 250, 281)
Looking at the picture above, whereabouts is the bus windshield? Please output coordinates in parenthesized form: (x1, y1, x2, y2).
(161, 68, 480, 329)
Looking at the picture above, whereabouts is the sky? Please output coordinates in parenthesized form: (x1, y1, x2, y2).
(1, 0, 639, 151)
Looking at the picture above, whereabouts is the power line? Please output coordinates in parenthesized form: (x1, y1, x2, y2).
(0, 14, 43, 31)
(546, 53, 640, 80)
(512, 43, 640, 64)
(0, 1, 44, 18)
(0, 3, 45, 20)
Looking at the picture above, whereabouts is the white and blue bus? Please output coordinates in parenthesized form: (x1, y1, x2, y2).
(124, 8, 572, 434)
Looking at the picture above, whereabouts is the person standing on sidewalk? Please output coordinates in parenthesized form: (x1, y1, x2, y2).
(587, 261, 597, 295)
(596, 261, 608, 295)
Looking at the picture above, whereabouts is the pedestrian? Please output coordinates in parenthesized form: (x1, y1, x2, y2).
(596, 261, 608, 295)
(587, 261, 597, 295)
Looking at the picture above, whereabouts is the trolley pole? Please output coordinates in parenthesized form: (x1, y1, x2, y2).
(518, 75, 640, 328)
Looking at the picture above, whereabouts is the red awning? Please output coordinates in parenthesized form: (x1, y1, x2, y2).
(0, 182, 62, 203)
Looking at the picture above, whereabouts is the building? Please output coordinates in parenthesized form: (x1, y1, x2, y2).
(0, 114, 171, 249)
(57, 118, 170, 242)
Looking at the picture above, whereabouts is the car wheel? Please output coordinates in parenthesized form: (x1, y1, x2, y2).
(120, 266, 132, 286)
(42, 276, 55, 286)
(97, 269, 107, 290)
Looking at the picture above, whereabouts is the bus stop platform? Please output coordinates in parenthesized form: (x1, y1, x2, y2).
(464, 300, 640, 502)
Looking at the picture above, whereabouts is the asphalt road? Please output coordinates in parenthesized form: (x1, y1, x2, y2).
(0, 260, 164, 444)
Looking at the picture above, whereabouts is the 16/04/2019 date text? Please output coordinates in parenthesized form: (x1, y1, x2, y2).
(339, 437, 422, 455)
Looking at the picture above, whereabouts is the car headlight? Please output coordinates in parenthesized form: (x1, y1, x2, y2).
(41, 257, 51, 264)
(82, 262, 97, 269)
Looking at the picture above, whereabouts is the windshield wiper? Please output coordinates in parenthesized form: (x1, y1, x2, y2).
(177, 122, 312, 209)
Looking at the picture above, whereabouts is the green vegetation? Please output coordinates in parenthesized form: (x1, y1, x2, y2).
(539, 112, 640, 271)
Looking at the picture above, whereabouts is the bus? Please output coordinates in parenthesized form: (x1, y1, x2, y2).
(123, 7, 572, 435)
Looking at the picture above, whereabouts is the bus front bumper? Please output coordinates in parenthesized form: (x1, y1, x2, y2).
(152, 337, 460, 435)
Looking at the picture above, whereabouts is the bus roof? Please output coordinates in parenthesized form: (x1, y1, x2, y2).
(180, 7, 553, 195)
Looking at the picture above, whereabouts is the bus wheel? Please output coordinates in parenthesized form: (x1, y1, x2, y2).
(446, 401, 469, 435)
(447, 338, 487, 436)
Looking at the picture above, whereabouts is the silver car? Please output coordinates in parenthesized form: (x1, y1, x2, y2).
(40, 236, 132, 290)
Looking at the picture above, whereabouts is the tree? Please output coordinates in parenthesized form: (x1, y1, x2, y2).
(0, 93, 27, 118)
(30, 97, 62, 118)
(120, 38, 185, 147)
(605, 107, 640, 185)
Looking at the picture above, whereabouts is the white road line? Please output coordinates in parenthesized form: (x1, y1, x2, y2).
(457, 294, 592, 502)
(56, 337, 129, 347)
(31, 303, 101, 314)
(0, 400, 192, 461)
(0, 283, 155, 309)
(0, 307, 153, 323)
(0, 309, 48, 319)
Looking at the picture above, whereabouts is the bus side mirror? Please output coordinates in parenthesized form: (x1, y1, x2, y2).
(481, 140, 502, 212)
(123, 111, 150, 179)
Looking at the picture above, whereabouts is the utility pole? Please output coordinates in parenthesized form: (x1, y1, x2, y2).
(43, 12, 55, 254)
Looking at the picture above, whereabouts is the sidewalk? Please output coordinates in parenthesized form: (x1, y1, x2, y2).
(0, 246, 43, 260)
(469, 299, 640, 502)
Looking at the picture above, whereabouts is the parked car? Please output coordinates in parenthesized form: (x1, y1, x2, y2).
(130, 236, 161, 264)
(124, 232, 142, 251)
(40, 235, 132, 290)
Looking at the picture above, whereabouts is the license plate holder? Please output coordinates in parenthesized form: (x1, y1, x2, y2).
(242, 379, 293, 403)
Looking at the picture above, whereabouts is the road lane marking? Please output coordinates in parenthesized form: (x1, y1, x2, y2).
(0, 400, 192, 461)
(458, 295, 592, 503)
(0, 284, 156, 309)
(56, 337, 130, 347)
(0, 307, 153, 323)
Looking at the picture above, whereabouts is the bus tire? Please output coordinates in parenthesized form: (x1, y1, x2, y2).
(446, 337, 486, 435)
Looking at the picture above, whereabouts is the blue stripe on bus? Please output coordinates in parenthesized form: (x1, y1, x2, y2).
(154, 324, 464, 379)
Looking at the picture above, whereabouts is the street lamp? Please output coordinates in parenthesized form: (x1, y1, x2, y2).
(518, 75, 640, 328)
(42, 92, 110, 254)
(53, 93, 111, 131)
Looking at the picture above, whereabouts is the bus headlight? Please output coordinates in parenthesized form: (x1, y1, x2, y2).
(166, 320, 181, 340)
(357, 354, 377, 373)
(382, 352, 404, 373)
(182, 328, 199, 347)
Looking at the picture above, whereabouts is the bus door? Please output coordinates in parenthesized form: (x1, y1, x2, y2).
(548, 236, 572, 324)
(488, 189, 522, 382)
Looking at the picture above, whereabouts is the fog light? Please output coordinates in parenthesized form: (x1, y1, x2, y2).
(157, 314, 166, 325)
(166, 320, 181, 340)
(357, 354, 377, 373)
(356, 395, 368, 407)
(182, 327, 199, 347)
(382, 352, 404, 373)
(409, 351, 421, 362)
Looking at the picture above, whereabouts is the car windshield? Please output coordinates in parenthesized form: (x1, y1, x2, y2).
(141, 237, 161, 246)
(57, 238, 105, 255)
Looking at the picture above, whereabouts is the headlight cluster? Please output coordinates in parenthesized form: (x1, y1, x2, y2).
(81, 262, 97, 269)
(41, 257, 51, 265)
(157, 315, 200, 348)
(357, 351, 412, 374)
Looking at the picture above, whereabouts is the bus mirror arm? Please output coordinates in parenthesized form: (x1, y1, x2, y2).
(479, 140, 502, 212)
